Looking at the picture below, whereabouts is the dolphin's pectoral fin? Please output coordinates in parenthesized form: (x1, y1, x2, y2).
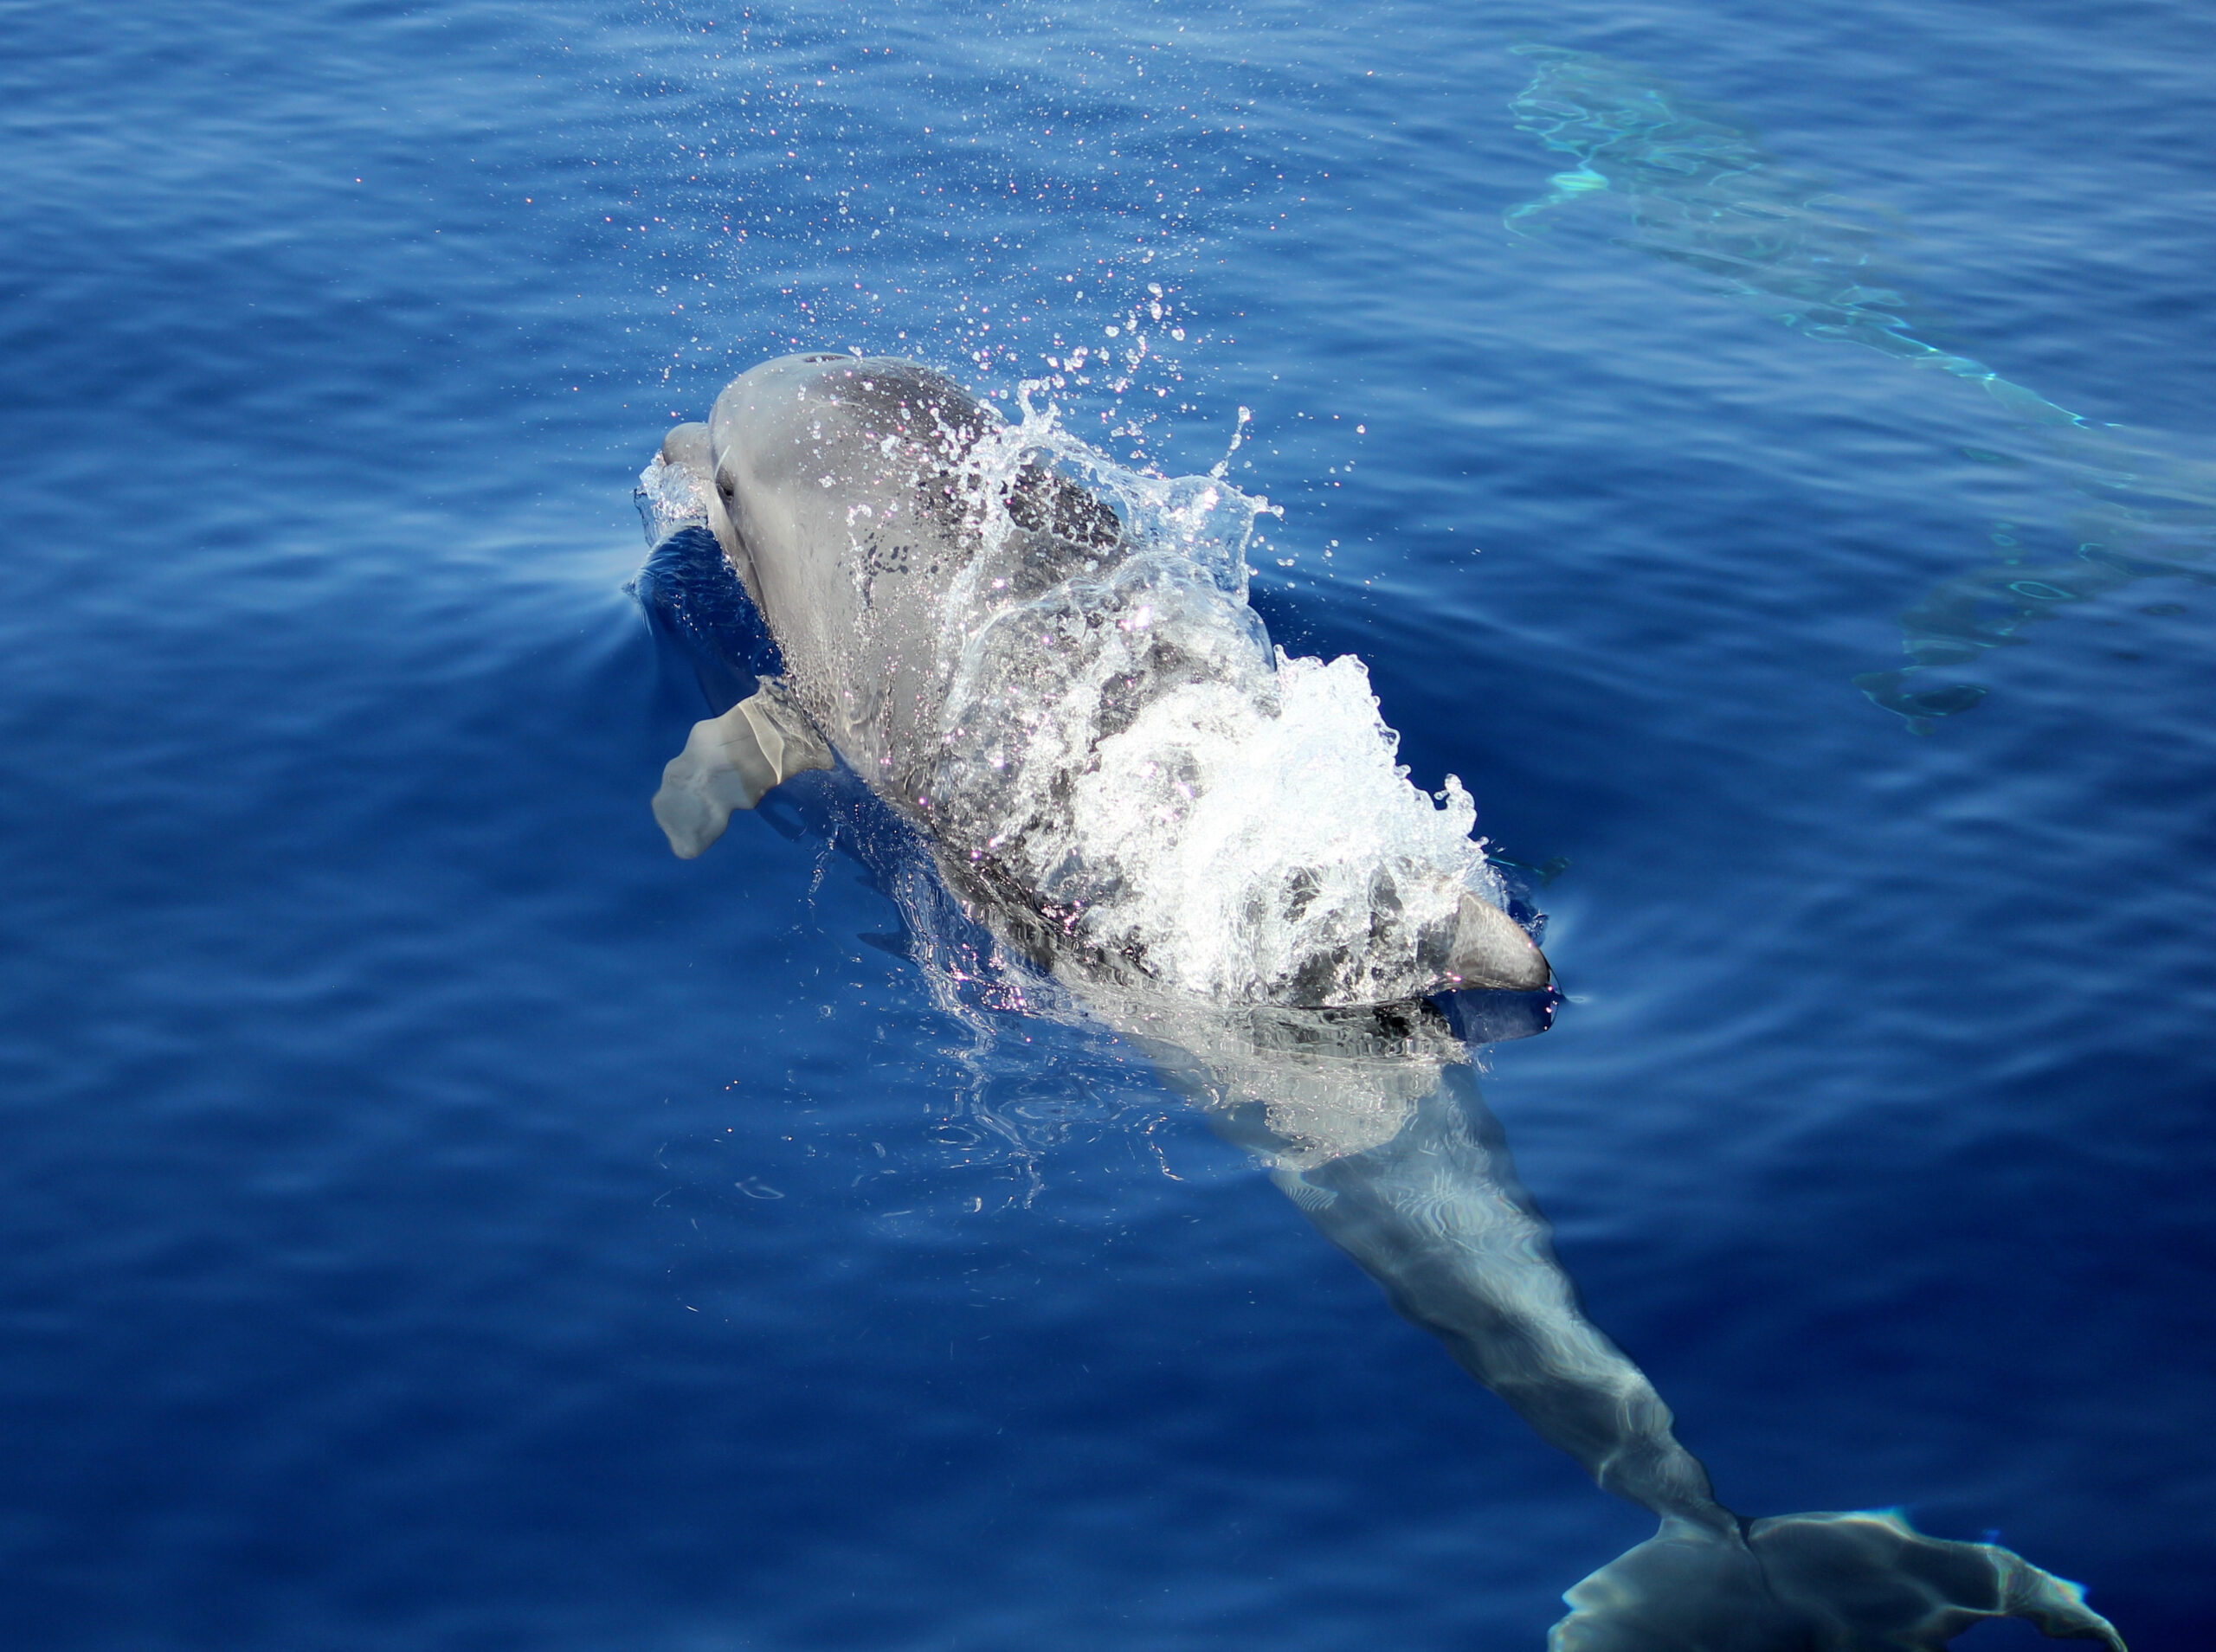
(1442, 892, 1552, 992)
(652, 685, 834, 858)
(1549, 1510, 2124, 1652)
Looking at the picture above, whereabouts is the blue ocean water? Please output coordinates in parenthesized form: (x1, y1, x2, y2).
(3, 0, 2213, 1645)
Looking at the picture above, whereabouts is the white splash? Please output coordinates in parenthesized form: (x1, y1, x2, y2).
(636, 453, 708, 539)
(928, 390, 1504, 1006)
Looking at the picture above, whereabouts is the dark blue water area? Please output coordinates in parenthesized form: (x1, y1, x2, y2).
(3, 0, 2213, 1647)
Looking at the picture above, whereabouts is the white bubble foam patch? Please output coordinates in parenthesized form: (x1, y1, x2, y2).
(929, 396, 1503, 1007)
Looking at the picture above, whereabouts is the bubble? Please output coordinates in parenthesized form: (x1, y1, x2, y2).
(926, 399, 1501, 1006)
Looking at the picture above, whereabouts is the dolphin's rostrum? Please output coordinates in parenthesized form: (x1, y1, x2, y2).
(637, 352, 2123, 1649)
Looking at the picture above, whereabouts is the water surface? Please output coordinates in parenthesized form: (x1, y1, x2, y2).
(3, 0, 2212, 1646)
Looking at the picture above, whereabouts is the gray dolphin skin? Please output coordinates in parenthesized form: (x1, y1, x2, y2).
(653, 350, 1546, 1000)
(641, 352, 2123, 1650)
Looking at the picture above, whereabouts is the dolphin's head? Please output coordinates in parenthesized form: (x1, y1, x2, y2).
(689, 353, 993, 600)
(657, 352, 998, 620)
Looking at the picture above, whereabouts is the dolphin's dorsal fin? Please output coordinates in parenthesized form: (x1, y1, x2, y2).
(1443, 892, 1552, 992)
(652, 683, 834, 858)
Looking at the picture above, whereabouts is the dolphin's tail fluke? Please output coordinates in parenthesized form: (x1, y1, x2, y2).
(1550, 1509, 2124, 1652)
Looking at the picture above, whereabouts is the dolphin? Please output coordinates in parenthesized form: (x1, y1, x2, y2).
(647, 350, 1550, 1004)
(637, 352, 2123, 1649)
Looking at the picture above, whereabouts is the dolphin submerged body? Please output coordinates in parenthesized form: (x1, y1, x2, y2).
(637, 352, 2124, 1650)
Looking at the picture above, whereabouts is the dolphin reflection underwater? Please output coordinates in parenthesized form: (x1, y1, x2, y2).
(1504, 44, 2216, 733)
(635, 351, 2124, 1649)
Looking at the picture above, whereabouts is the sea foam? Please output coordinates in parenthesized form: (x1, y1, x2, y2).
(926, 393, 1505, 1006)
